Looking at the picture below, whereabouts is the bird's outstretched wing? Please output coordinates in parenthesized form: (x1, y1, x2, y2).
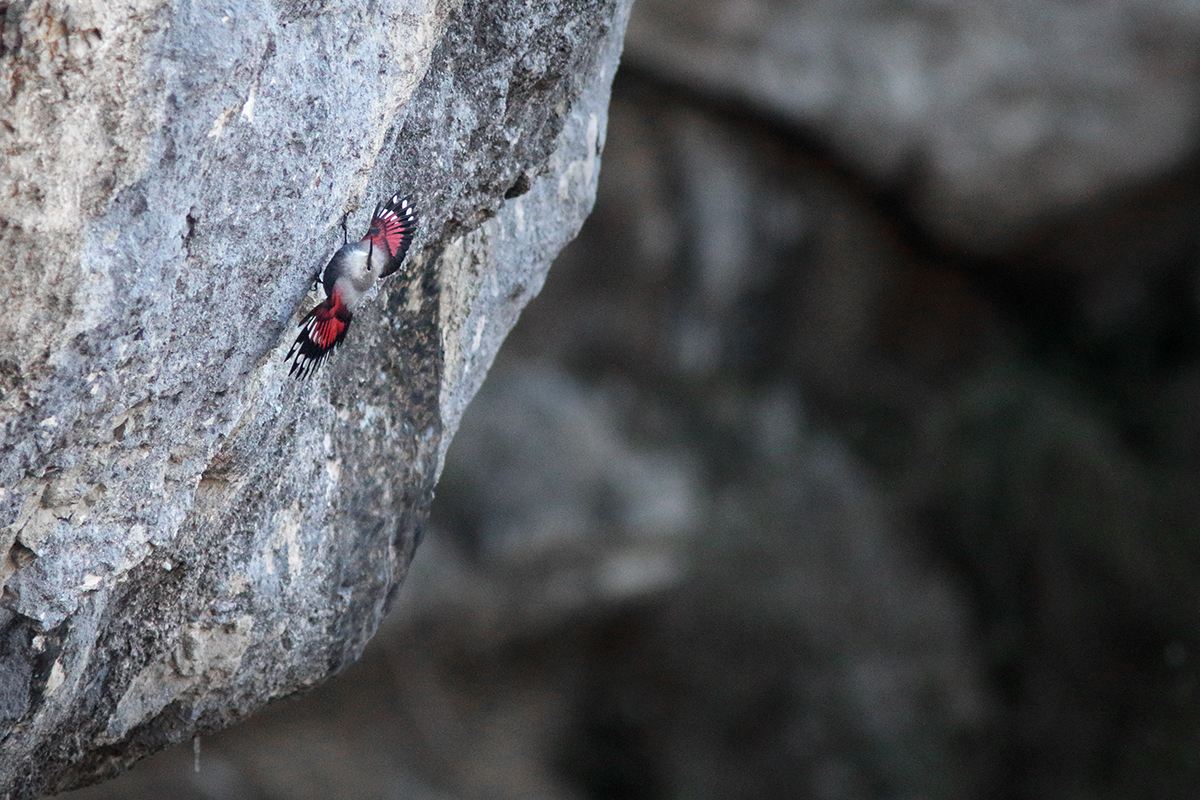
(366, 193, 418, 278)
(287, 291, 353, 379)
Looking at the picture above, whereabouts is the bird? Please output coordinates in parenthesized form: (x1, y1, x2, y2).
(287, 193, 417, 378)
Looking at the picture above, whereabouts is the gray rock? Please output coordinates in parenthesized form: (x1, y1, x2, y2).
(525, 76, 1200, 799)
(624, 0, 1200, 251)
(413, 88, 997, 798)
(402, 361, 991, 800)
(0, 0, 632, 795)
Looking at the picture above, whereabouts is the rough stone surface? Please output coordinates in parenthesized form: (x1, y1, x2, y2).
(624, 0, 1200, 251)
(42, 4, 1200, 799)
(0, 0, 631, 795)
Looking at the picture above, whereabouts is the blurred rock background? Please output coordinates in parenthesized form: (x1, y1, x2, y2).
(61, 0, 1200, 798)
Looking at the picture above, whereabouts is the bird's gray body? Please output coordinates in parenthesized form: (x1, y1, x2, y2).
(287, 192, 417, 379)
(322, 239, 389, 310)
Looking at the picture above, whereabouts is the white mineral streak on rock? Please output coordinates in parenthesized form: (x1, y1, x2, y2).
(104, 616, 255, 743)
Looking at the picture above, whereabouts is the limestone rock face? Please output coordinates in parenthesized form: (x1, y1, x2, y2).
(0, 0, 631, 795)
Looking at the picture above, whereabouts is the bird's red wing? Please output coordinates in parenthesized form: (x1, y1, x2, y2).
(287, 293, 353, 379)
(366, 194, 418, 277)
